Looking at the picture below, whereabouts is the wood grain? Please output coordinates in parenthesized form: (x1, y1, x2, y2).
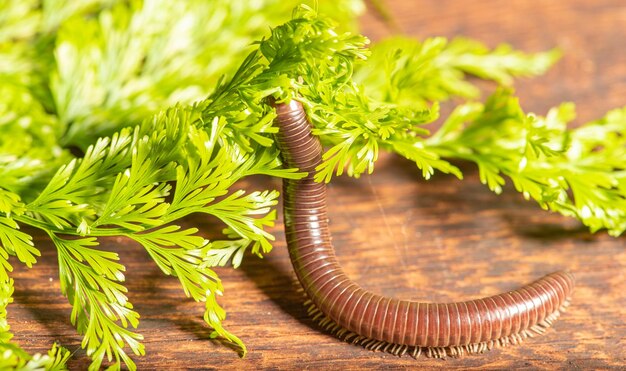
(8, 1, 626, 369)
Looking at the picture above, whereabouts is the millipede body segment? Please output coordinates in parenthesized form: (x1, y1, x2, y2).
(272, 99, 574, 357)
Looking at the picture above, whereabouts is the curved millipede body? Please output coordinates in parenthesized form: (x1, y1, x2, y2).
(272, 99, 574, 357)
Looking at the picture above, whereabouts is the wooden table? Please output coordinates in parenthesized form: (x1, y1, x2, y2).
(9, 1, 626, 369)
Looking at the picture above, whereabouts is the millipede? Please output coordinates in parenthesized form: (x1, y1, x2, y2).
(271, 98, 575, 358)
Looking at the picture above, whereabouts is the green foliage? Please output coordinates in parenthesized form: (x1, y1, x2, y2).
(0, 217, 39, 276)
(216, 10, 559, 183)
(50, 0, 364, 147)
(354, 36, 560, 109)
(426, 89, 626, 236)
(1, 0, 363, 193)
(52, 234, 142, 371)
(0, 0, 625, 369)
(8, 100, 299, 369)
(0, 66, 70, 198)
(204, 6, 458, 181)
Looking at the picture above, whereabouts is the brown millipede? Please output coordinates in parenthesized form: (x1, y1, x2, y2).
(272, 98, 574, 358)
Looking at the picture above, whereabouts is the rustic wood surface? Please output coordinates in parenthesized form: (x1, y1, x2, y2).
(8, 0, 626, 369)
